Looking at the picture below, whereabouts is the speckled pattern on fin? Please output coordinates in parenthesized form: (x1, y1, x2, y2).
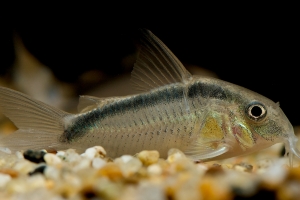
(131, 29, 192, 92)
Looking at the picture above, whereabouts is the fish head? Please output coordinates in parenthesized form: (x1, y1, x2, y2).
(231, 87, 299, 163)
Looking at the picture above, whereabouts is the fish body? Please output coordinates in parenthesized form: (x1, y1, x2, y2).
(0, 29, 299, 162)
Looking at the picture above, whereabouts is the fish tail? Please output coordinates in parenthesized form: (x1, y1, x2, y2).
(0, 86, 73, 153)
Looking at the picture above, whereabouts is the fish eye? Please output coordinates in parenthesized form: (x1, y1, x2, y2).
(246, 102, 267, 121)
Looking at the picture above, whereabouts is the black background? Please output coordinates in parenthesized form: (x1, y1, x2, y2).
(1, 7, 299, 126)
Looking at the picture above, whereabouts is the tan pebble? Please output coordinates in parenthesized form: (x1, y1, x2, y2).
(0, 168, 18, 178)
(92, 157, 107, 169)
(27, 174, 47, 190)
(147, 164, 162, 176)
(199, 177, 232, 200)
(44, 153, 62, 165)
(97, 163, 123, 181)
(45, 180, 55, 189)
(223, 164, 233, 169)
(85, 146, 107, 159)
(0, 173, 11, 188)
(137, 150, 160, 166)
(13, 160, 36, 175)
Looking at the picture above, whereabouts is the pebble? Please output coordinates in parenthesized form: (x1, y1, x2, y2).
(147, 164, 162, 176)
(23, 150, 46, 163)
(13, 160, 37, 175)
(167, 148, 187, 163)
(0, 168, 19, 178)
(0, 173, 11, 188)
(73, 158, 91, 171)
(44, 153, 62, 166)
(97, 163, 123, 181)
(137, 150, 160, 166)
(115, 155, 142, 177)
(28, 165, 47, 176)
(1, 142, 300, 199)
(84, 146, 106, 160)
(92, 157, 106, 169)
(233, 163, 253, 173)
(44, 166, 60, 180)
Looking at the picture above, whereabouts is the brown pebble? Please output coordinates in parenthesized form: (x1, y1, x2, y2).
(0, 168, 19, 178)
(205, 164, 224, 175)
(287, 166, 300, 180)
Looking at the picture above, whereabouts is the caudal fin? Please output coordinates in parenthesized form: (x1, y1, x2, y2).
(0, 86, 72, 153)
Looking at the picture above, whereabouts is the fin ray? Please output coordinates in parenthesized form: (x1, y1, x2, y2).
(131, 29, 192, 92)
(0, 86, 72, 153)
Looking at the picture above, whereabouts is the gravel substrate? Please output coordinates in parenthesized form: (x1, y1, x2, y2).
(1, 143, 300, 200)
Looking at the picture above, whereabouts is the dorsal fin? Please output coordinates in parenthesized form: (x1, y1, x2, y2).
(131, 29, 192, 92)
(78, 96, 121, 113)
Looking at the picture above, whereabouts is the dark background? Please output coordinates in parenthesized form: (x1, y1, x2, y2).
(1, 11, 299, 126)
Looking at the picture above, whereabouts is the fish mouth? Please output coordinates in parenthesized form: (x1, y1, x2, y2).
(285, 135, 300, 166)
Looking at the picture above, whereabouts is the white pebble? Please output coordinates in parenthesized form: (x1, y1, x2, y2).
(121, 155, 134, 163)
(167, 148, 186, 163)
(73, 158, 91, 171)
(15, 151, 24, 159)
(115, 156, 142, 177)
(92, 157, 107, 169)
(0, 147, 11, 154)
(84, 146, 106, 159)
(261, 159, 287, 185)
(0, 173, 11, 188)
(56, 151, 66, 158)
(44, 166, 60, 180)
(147, 164, 162, 176)
(44, 154, 62, 165)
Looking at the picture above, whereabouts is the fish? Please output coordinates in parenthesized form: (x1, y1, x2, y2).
(0, 29, 299, 164)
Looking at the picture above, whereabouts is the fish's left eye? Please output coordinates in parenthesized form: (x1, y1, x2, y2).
(247, 102, 267, 121)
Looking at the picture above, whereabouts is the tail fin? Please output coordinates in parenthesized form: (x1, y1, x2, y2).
(0, 86, 72, 153)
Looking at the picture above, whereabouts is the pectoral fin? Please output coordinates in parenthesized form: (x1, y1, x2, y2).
(232, 124, 255, 150)
(184, 143, 229, 161)
(184, 115, 229, 161)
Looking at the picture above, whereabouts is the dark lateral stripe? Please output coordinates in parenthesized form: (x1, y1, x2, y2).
(61, 85, 185, 142)
(188, 82, 227, 100)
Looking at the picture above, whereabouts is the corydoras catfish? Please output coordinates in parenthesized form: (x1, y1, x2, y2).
(0, 29, 299, 164)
